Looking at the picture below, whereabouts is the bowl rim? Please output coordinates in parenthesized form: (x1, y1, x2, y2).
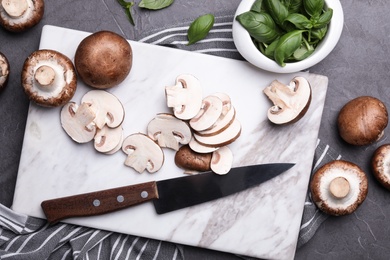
(232, 0, 344, 73)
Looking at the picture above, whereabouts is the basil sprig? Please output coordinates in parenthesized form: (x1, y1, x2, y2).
(236, 0, 333, 67)
(187, 14, 215, 45)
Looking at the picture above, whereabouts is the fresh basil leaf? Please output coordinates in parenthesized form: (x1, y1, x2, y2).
(293, 41, 315, 60)
(251, 0, 264, 13)
(303, 0, 324, 17)
(264, 38, 280, 58)
(236, 11, 279, 44)
(285, 13, 312, 29)
(313, 8, 333, 28)
(139, 0, 174, 10)
(274, 30, 304, 66)
(116, 0, 135, 25)
(187, 14, 214, 45)
(310, 25, 328, 41)
(288, 0, 303, 13)
(263, 0, 289, 27)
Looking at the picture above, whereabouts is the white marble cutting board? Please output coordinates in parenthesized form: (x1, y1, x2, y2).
(12, 25, 328, 260)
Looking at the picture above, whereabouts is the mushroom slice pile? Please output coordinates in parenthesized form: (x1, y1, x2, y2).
(310, 160, 368, 216)
(61, 90, 125, 154)
(0, 52, 9, 92)
(263, 76, 311, 124)
(0, 0, 44, 32)
(22, 49, 77, 107)
(189, 95, 224, 131)
(371, 144, 390, 190)
(165, 74, 203, 120)
(147, 113, 192, 151)
(193, 119, 241, 148)
(122, 133, 164, 173)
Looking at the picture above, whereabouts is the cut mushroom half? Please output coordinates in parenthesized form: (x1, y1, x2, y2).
(61, 102, 97, 143)
(81, 90, 125, 129)
(310, 160, 368, 216)
(21, 49, 77, 107)
(0, 0, 44, 32)
(193, 119, 241, 148)
(147, 113, 192, 151)
(165, 74, 203, 120)
(263, 76, 311, 124)
(0, 52, 9, 92)
(122, 133, 164, 173)
(94, 125, 123, 154)
(371, 144, 390, 190)
(211, 146, 233, 175)
(189, 95, 223, 132)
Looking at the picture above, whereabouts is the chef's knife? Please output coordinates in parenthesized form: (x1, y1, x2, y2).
(41, 163, 294, 224)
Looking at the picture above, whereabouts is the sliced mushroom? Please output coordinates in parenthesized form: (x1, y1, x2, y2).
(165, 74, 203, 120)
(210, 146, 233, 175)
(174, 145, 212, 173)
(0, 0, 44, 32)
(263, 76, 311, 124)
(212, 92, 232, 115)
(0, 52, 9, 92)
(310, 160, 368, 216)
(81, 90, 125, 130)
(337, 96, 388, 146)
(371, 144, 390, 190)
(74, 31, 133, 89)
(188, 137, 219, 154)
(21, 49, 77, 107)
(60, 102, 97, 143)
(94, 125, 123, 154)
(122, 133, 164, 173)
(189, 95, 223, 131)
(193, 119, 241, 148)
(147, 113, 192, 151)
(196, 105, 236, 137)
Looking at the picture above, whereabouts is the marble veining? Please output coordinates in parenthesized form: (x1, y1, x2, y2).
(12, 25, 328, 260)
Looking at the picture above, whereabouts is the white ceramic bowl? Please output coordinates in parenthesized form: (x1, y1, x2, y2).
(232, 0, 344, 73)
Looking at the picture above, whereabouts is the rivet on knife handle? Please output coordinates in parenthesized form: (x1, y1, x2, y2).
(41, 181, 158, 224)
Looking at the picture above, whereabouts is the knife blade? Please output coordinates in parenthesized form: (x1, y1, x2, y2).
(41, 163, 294, 224)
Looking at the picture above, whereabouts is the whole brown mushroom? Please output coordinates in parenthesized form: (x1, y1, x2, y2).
(310, 160, 368, 216)
(371, 144, 390, 190)
(0, 52, 10, 92)
(74, 31, 133, 89)
(21, 49, 77, 107)
(337, 96, 388, 146)
(0, 0, 44, 32)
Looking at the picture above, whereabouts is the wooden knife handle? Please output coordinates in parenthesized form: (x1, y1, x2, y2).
(41, 181, 158, 224)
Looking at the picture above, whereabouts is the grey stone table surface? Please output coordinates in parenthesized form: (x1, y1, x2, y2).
(1, 0, 390, 259)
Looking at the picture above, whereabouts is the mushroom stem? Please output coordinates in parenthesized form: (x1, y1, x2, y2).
(329, 177, 350, 199)
(34, 65, 56, 88)
(1, 0, 28, 18)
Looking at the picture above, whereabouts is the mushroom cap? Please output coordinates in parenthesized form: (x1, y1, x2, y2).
(174, 144, 212, 172)
(74, 30, 133, 89)
(0, 51, 10, 92)
(310, 160, 368, 216)
(263, 76, 312, 125)
(0, 0, 44, 32)
(337, 96, 388, 146)
(122, 133, 164, 173)
(371, 144, 390, 190)
(21, 49, 77, 107)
